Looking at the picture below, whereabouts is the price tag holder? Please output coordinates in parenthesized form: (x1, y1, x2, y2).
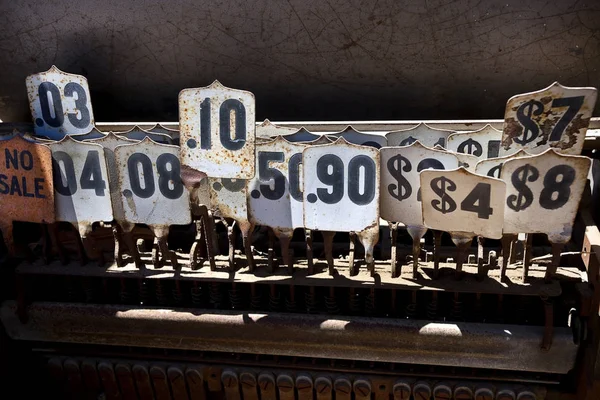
(500, 149, 590, 243)
(327, 126, 387, 148)
(257, 119, 297, 138)
(279, 127, 321, 143)
(501, 82, 597, 156)
(248, 137, 307, 232)
(209, 178, 248, 224)
(117, 126, 173, 144)
(420, 168, 506, 239)
(303, 138, 379, 232)
(179, 80, 255, 178)
(380, 142, 459, 228)
(0, 136, 55, 252)
(386, 123, 453, 148)
(475, 150, 529, 179)
(446, 124, 502, 160)
(48, 137, 113, 236)
(26, 66, 95, 139)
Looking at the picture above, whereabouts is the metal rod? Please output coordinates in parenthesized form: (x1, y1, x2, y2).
(545, 242, 565, 282)
(322, 231, 336, 276)
(523, 234, 533, 282)
(433, 230, 442, 279)
(348, 232, 357, 276)
(390, 223, 399, 278)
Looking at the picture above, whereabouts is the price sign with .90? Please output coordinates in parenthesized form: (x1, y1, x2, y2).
(303, 139, 380, 232)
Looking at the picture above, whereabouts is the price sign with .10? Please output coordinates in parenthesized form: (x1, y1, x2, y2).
(48, 137, 113, 233)
(26, 66, 95, 139)
(179, 80, 256, 179)
(420, 168, 506, 239)
(303, 139, 380, 232)
(500, 149, 591, 243)
(114, 138, 191, 228)
(501, 82, 597, 156)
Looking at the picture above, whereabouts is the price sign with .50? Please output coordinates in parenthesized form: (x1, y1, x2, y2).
(420, 168, 506, 239)
(303, 139, 380, 232)
(26, 66, 95, 139)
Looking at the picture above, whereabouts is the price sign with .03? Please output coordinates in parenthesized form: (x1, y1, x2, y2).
(179, 80, 255, 179)
(420, 168, 506, 239)
(114, 138, 191, 228)
(26, 66, 95, 139)
(48, 137, 113, 235)
(501, 82, 597, 156)
(500, 149, 591, 243)
(380, 141, 459, 230)
(446, 124, 502, 160)
(386, 123, 453, 148)
(303, 139, 380, 232)
(248, 137, 307, 232)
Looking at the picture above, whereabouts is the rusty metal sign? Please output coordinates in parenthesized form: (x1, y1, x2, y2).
(327, 126, 387, 148)
(0, 136, 55, 252)
(500, 149, 591, 243)
(117, 126, 173, 144)
(114, 138, 191, 230)
(501, 82, 597, 156)
(257, 119, 296, 138)
(180, 80, 255, 179)
(70, 127, 107, 141)
(279, 127, 321, 143)
(26, 66, 95, 139)
(303, 138, 379, 232)
(446, 124, 502, 160)
(380, 142, 459, 230)
(48, 137, 113, 237)
(420, 168, 506, 239)
(475, 150, 529, 178)
(386, 123, 453, 148)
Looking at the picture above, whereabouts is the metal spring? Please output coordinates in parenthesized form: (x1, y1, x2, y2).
(250, 289, 262, 311)
(349, 290, 362, 314)
(269, 290, 281, 312)
(515, 297, 531, 324)
(155, 281, 169, 306)
(324, 295, 340, 315)
(364, 290, 376, 316)
(209, 282, 223, 309)
(190, 284, 203, 307)
(450, 296, 463, 321)
(285, 297, 297, 312)
(229, 287, 243, 310)
(304, 290, 318, 314)
(172, 284, 183, 306)
(405, 302, 418, 319)
(139, 280, 151, 305)
(427, 300, 438, 320)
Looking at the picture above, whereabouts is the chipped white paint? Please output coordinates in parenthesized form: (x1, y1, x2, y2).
(421, 168, 506, 239)
(447, 124, 502, 160)
(386, 123, 453, 147)
(209, 178, 248, 224)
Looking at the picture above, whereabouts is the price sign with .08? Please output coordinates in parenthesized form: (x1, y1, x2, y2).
(500, 149, 591, 243)
(179, 80, 255, 179)
(303, 139, 380, 232)
(420, 168, 506, 239)
(26, 66, 95, 140)
(501, 82, 597, 156)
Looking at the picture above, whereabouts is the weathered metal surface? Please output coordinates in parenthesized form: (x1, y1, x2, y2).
(48, 137, 113, 239)
(0, 301, 578, 374)
(475, 150, 529, 179)
(180, 80, 255, 179)
(0, 135, 54, 253)
(386, 123, 452, 148)
(433, 145, 479, 172)
(70, 127, 107, 141)
(501, 82, 597, 156)
(501, 149, 590, 243)
(446, 124, 502, 160)
(146, 123, 180, 138)
(116, 125, 173, 144)
(420, 168, 506, 240)
(257, 119, 297, 138)
(327, 126, 387, 148)
(303, 138, 379, 232)
(278, 127, 321, 143)
(25, 66, 95, 139)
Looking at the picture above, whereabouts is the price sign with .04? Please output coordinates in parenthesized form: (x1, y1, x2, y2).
(380, 141, 459, 230)
(179, 80, 256, 179)
(447, 124, 502, 160)
(420, 168, 506, 239)
(501, 82, 597, 156)
(248, 137, 307, 232)
(303, 139, 380, 232)
(500, 149, 591, 243)
(26, 66, 95, 140)
(48, 137, 113, 236)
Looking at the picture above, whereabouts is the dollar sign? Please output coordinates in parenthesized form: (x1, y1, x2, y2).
(400, 136, 417, 146)
(457, 138, 483, 156)
(507, 164, 539, 211)
(514, 100, 544, 145)
(387, 154, 412, 201)
(430, 176, 457, 214)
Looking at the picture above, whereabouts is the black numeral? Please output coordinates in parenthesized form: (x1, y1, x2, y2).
(258, 151, 285, 200)
(539, 164, 575, 210)
(52, 151, 77, 195)
(157, 153, 184, 199)
(38, 82, 90, 129)
(80, 150, 106, 196)
(549, 96, 584, 141)
(460, 183, 493, 219)
(316, 154, 344, 204)
(127, 153, 155, 198)
(195, 98, 247, 151)
(348, 155, 376, 205)
(288, 153, 303, 202)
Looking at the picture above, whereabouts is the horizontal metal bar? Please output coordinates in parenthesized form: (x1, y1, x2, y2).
(1, 301, 577, 375)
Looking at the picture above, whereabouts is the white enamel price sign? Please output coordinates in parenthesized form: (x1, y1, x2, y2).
(303, 139, 379, 232)
(500, 149, 590, 243)
(114, 138, 191, 228)
(501, 82, 597, 156)
(209, 178, 249, 223)
(26, 66, 95, 139)
(117, 126, 173, 144)
(380, 141, 459, 227)
(279, 127, 321, 143)
(420, 168, 506, 239)
(179, 80, 255, 178)
(48, 137, 113, 235)
(475, 150, 529, 179)
(386, 123, 453, 148)
(446, 124, 502, 160)
(328, 126, 387, 148)
(248, 137, 307, 231)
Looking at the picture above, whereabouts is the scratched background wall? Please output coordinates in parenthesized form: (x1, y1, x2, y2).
(0, 0, 598, 122)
